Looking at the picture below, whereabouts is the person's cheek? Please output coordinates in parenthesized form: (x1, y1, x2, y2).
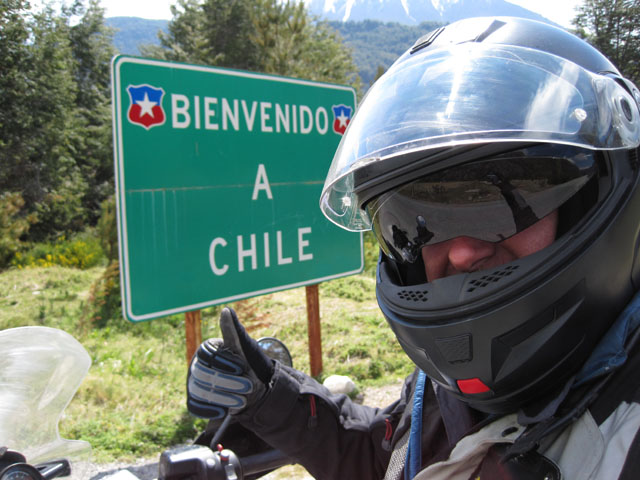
(502, 211, 558, 258)
(422, 242, 450, 281)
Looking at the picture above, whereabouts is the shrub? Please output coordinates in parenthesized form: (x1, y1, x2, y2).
(97, 195, 119, 262)
(87, 259, 123, 328)
(11, 232, 105, 269)
(28, 175, 89, 243)
(0, 192, 35, 269)
(320, 276, 375, 302)
(363, 231, 379, 276)
(82, 196, 123, 329)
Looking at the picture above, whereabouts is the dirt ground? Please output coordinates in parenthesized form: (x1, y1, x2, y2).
(360, 378, 404, 409)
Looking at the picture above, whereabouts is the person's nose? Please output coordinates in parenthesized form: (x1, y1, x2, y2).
(446, 236, 496, 273)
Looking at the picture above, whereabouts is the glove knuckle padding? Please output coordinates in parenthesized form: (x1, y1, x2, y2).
(187, 375, 247, 409)
(191, 389, 245, 409)
(187, 398, 226, 420)
(190, 361, 254, 393)
(197, 338, 246, 375)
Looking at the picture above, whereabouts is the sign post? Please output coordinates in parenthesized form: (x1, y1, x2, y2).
(184, 310, 202, 363)
(305, 285, 322, 377)
(111, 56, 363, 366)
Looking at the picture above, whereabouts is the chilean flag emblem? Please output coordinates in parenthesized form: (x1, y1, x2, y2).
(332, 104, 352, 135)
(126, 84, 166, 129)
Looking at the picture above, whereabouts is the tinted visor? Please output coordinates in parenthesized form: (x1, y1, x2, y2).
(367, 147, 598, 263)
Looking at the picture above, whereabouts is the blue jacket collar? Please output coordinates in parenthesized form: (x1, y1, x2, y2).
(574, 290, 640, 386)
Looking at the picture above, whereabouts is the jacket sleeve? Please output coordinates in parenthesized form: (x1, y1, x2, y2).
(235, 362, 412, 480)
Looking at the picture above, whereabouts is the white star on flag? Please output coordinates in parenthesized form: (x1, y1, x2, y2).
(337, 111, 349, 128)
(137, 93, 157, 118)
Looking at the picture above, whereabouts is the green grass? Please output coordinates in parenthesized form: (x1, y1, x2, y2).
(0, 257, 412, 462)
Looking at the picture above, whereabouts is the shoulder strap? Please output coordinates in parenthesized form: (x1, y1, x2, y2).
(618, 425, 640, 480)
(384, 428, 410, 480)
(590, 339, 640, 425)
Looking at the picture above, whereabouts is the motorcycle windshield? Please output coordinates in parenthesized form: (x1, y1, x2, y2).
(0, 327, 91, 475)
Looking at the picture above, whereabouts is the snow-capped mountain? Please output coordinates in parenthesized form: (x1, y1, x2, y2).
(307, 0, 553, 25)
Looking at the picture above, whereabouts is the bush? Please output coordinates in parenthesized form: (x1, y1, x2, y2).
(87, 259, 122, 328)
(28, 175, 89, 243)
(363, 231, 379, 276)
(320, 275, 375, 302)
(97, 195, 118, 262)
(87, 196, 123, 327)
(0, 192, 35, 269)
(11, 232, 105, 269)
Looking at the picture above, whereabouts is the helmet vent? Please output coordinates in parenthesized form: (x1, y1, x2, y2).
(466, 265, 519, 292)
(398, 289, 429, 302)
(436, 334, 472, 364)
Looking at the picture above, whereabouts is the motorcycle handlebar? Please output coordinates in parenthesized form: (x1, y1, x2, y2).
(241, 449, 291, 477)
(158, 444, 292, 480)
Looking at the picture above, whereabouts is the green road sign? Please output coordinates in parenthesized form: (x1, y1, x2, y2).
(111, 56, 363, 322)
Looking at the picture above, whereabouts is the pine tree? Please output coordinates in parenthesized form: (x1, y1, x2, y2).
(0, 0, 116, 243)
(142, 0, 359, 87)
(0, 0, 33, 195)
(573, 0, 640, 85)
(66, 0, 117, 224)
(0, 1, 86, 240)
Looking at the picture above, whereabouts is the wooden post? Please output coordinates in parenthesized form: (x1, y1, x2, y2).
(305, 284, 323, 377)
(185, 309, 202, 364)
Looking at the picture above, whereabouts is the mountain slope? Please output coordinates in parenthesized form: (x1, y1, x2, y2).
(106, 17, 168, 55)
(329, 20, 444, 86)
(307, 0, 554, 25)
(106, 16, 435, 86)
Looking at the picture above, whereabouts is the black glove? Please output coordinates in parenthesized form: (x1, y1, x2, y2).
(187, 307, 275, 419)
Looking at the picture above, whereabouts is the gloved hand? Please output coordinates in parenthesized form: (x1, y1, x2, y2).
(187, 307, 275, 419)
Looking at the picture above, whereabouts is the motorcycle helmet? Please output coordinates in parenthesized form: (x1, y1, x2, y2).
(320, 17, 640, 413)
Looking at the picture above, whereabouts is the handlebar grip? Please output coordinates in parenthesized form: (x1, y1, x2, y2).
(159, 444, 292, 479)
(158, 445, 241, 479)
(241, 449, 293, 476)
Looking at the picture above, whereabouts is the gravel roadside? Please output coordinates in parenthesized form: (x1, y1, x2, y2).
(88, 379, 405, 479)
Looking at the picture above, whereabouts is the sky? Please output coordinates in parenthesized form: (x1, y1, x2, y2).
(100, 0, 583, 28)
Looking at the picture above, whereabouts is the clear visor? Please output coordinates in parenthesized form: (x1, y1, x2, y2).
(367, 148, 597, 263)
(321, 43, 640, 231)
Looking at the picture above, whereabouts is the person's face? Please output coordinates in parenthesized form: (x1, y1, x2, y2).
(421, 211, 558, 281)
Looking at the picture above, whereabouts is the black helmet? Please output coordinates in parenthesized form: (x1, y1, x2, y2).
(320, 17, 640, 413)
